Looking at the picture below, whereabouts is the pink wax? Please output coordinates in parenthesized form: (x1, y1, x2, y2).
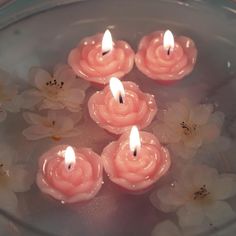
(135, 31, 197, 84)
(68, 33, 135, 85)
(88, 81, 157, 134)
(101, 131, 171, 192)
(37, 145, 103, 203)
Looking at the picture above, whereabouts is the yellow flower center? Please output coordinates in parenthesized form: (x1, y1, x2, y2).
(192, 185, 212, 206)
(180, 121, 197, 136)
(51, 136, 61, 141)
(44, 79, 65, 98)
(193, 185, 210, 200)
(0, 163, 9, 187)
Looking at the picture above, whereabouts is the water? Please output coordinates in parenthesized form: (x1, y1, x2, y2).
(0, 0, 235, 235)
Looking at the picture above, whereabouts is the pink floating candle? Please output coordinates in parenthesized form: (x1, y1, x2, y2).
(37, 145, 103, 203)
(68, 30, 135, 85)
(102, 126, 171, 192)
(88, 78, 157, 134)
(135, 30, 197, 84)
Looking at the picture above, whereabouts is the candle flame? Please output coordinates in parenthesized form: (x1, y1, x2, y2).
(64, 146, 76, 170)
(109, 77, 125, 103)
(129, 126, 141, 157)
(163, 30, 175, 53)
(102, 29, 113, 54)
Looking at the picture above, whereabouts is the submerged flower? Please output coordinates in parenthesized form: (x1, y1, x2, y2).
(150, 164, 236, 230)
(152, 99, 224, 159)
(0, 143, 33, 214)
(22, 64, 89, 112)
(152, 220, 182, 236)
(23, 110, 82, 141)
(0, 70, 22, 122)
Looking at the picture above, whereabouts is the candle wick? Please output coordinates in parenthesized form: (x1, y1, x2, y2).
(119, 94, 124, 104)
(68, 164, 72, 170)
(133, 149, 137, 157)
(102, 50, 109, 56)
(167, 47, 171, 55)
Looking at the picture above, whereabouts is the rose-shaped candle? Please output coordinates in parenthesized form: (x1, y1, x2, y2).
(37, 145, 103, 203)
(88, 78, 157, 134)
(135, 30, 197, 84)
(68, 30, 135, 85)
(101, 126, 171, 192)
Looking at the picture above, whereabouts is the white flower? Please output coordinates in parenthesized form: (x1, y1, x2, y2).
(150, 164, 236, 230)
(22, 110, 82, 140)
(152, 220, 182, 236)
(0, 143, 33, 213)
(152, 99, 224, 159)
(0, 70, 22, 122)
(0, 143, 33, 234)
(22, 64, 89, 112)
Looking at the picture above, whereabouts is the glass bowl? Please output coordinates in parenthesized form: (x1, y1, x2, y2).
(0, 0, 235, 235)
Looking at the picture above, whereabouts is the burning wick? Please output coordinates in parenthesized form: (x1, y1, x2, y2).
(163, 29, 174, 56)
(109, 77, 125, 104)
(167, 47, 171, 56)
(119, 94, 124, 104)
(129, 126, 141, 158)
(102, 29, 113, 56)
(64, 146, 76, 171)
(102, 51, 109, 56)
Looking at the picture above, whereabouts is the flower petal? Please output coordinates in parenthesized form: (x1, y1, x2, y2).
(31, 68, 52, 90)
(0, 143, 15, 167)
(177, 203, 206, 228)
(62, 88, 86, 110)
(170, 143, 197, 159)
(23, 112, 45, 125)
(72, 78, 90, 91)
(19, 90, 43, 109)
(3, 95, 22, 113)
(0, 110, 7, 122)
(175, 164, 218, 193)
(22, 125, 51, 140)
(152, 123, 181, 144)
(189, 104, 214, 125)
(54, 64, 76, 82)
(9, 165, 34, 192)
(151, 220, 181, 236)
(200, 123, 221, 144)
(208, 111, 225, 129)
(211, 174, 236, 200)
(53, 117, 75, 133)
(204, 201, 236, 226)
(165, 102, 189, 124)
(39, 99, 65, 110)
(59, 127, 81, 138)
(151, 184, 187, 212)
(191, 164, 218, 189)
(183, 134, 202, 148)
(0, 189, 17, 213)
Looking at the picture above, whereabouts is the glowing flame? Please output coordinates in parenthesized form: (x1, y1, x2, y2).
(64, 146, 76, 170)
(163, 30, 175, 53)
(102, 29, 113, 54)
(109, 77, 125, 103)
(129, 126, 141, 157)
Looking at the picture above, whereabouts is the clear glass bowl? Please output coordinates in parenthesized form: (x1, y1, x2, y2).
(0, 0, 235, 235)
